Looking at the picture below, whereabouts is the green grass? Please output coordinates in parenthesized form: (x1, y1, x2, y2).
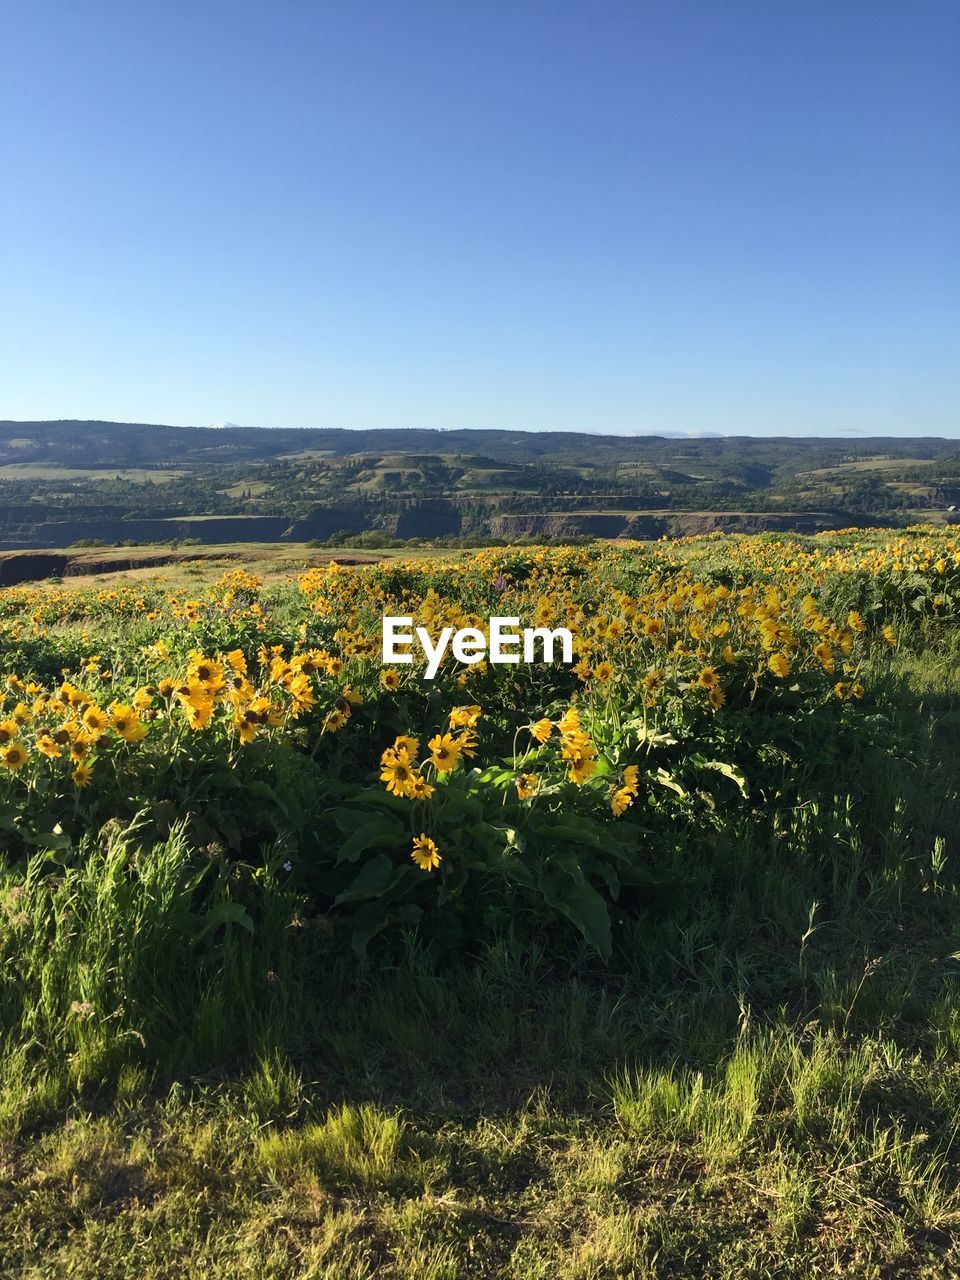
(2, 624, 960, 1275)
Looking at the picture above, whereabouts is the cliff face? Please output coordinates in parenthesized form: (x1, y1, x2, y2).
(0, 511, 366, 550)
(648, 512, 870, 536)
(488, 514, 656, 539)
(379, 500, 463, 538)
(0, 552, 71, 584)
(0, 499, 886, 552)
(488, 511, 864, 539)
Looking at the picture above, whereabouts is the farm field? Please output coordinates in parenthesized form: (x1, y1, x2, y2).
(0, 464, 187, 483)
(1, 529, 960, 1277)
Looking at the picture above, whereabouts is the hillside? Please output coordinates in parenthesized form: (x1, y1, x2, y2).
(0, 421, 958, 550)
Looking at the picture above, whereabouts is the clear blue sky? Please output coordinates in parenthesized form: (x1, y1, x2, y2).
(1, 1, 957, 437)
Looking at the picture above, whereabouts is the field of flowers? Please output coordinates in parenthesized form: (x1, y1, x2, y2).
(2, 528, 960, 1278)
(0, 530, 956, 957)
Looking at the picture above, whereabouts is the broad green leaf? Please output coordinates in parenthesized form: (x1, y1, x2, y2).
(652, 768, 687, 798)
(540, 865, 612, 960)
(694, 758, 749, 798)
(336, 817, 408, 864)
(194, 901, 255, 938)
(335, 853, 411, 905)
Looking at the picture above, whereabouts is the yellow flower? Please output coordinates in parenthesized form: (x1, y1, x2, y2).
(767, 653, 791, 679)
(427, 732, 462, 773)
(882, 625, 897, 648)
(1, 742, 28, 772)
(409, 773, 436, 800)
(411, 833, 442, 872)
(37, 734, 62, 759)
(813, 643, 835, 673)
(611, 786, 634, 817)
(109, 704, 147, 743)
(515, 773, 538, 800)
(132, 687, 155, 711)
(622, 765, 639, 794)
(697, 666, 719, 690)
(178, 681, 212, 711)
(81, 705, 109, 734)
(566, 749, 598, 785)
(187, 654, 225, 691)
(60, 682, 86, 708)
(393, 735, 419, 759)
(593, 661, 614, 683)
(185, 699, 215, 731)
(381, 750, 418, 797)
(233, 711, 260, 744)
(847, 610, 867, 633)
(380, 668, 401, 690)
(529, 718, 553, 744)
(72, 763, 93, 788)
(557, 707, 582, 736)
(281, 673, 313, 717)
(225, 649, 247, 675)
(449, 705, 481, 729)
(323, 709, 347, 733)
(0, 719, 19, 745)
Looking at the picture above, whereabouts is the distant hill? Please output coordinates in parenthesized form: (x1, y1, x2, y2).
(0, 420, 957, 550)
(1, 419, 957, 470)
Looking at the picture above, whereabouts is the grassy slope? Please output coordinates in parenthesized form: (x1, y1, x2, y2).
(2, 625, 960, 1275)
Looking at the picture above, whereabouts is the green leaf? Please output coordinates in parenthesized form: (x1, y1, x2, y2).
(335, 853, 411, 905)
(245, 779, 280, 803)
(693, 758, 749, 797)
(475, 765, 515, 788)
(652, 768, 687, 798)
(329, 806, 383, 833)
(489, 824, 526, 853)
(434, 788, 484, 821)
(537, 816, 617, 853)
(336, 817, 408, 864)
(540, 864, 612, 960)
(622, 721, 678, 747)
(194, 901, 255, 938)
(23, 831, 73, 851)
(349, 902, 422, 955)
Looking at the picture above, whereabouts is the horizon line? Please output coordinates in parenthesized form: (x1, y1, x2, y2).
(2, 418, 959, 443)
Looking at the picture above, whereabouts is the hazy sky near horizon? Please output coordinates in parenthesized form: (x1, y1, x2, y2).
(1, 1, 957, 438)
